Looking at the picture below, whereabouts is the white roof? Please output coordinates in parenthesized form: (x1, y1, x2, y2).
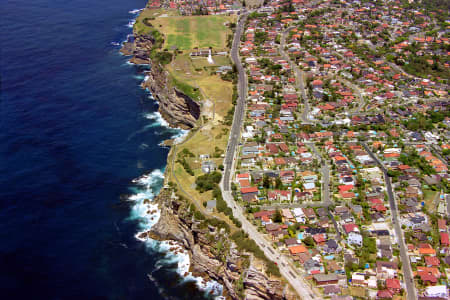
(356, 155, 371, 162)
(372, 223, 389, 230)
(293, 207, 304, 217)
(304, 182, 315, 190)
(384, 148, 401, 154)
(425, 285, 448, 297)
(352, 274, 364, 281)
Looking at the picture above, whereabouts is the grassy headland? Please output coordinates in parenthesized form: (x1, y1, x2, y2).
(133, 8, 237, 224)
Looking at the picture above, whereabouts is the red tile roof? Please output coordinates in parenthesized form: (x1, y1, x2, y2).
(241, 186, 258, 194)
(386, 278, 401, 290)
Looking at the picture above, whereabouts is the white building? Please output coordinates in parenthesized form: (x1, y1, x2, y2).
(424, 285, 448, 298)
(348, 232, 363, 247)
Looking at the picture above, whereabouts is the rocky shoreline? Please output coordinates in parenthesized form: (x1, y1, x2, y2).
(120, 34, 200, 130)
(122, 12, 296, 300)
(137, 190, 296, 300)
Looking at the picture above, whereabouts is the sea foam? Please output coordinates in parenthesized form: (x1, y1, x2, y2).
(144, 112, 189, 143)
(129, 169, 223, 298)
(129, 9, 143, 14)
(144, 112, 170, 128)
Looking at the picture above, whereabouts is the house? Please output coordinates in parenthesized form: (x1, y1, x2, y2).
(331, 296, 352, 300)
(302, 208, 316, 221)
(201, 160, 216, 173)
(377, 290, 393, 299)
(417, 266, 441, 282)
(281, 208, 294, 221)
(242, 142, 259, 155)
(405, 186, 420, 198)
(327, 260, 345, 275)
(303, 182, 317, 193)
(254, 210, 275, 220)
(323, 285, 341, 296)
(294, 191, 313, 202)
(342, 223, 359, 235)
(352, 273, 365, 286)
(312, 273, 339, 286)
(335, 206, 349, 215)
(348, 232, 363, 247)
(288, 244, 308, 255)
(285, 237, 299, 247)
(268, 190, 291, 202)
(206, 199, 216, 212)
(376, 261, 398, 280)
(437, 219, 446, 232)
(324, 239, 339, 253)
(425, 256, 440, 267)
(440, 232, 449, 246)
(313, 233, 326, 245)
(424, 285, 448, 298)
(236, 173, 251, 183)
(304, 258, 322, 274)
(266, 223, 281, 234)
(386, 278, 401, 294)
(241, 186, 258, 202)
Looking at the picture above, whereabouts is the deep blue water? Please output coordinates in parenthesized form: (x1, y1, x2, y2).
(0, 0, 210, 299)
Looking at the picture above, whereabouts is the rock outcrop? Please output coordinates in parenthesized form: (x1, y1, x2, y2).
(121, 34, 200, 129)
(138, 190, 295, 300)
(142, 63, 200, 129)
(244, 266, 285, 300)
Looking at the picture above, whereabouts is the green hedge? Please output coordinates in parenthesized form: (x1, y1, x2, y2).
(231, 230, 280, 277)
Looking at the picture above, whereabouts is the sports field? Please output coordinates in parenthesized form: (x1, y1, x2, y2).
(151, 15, 235, 50)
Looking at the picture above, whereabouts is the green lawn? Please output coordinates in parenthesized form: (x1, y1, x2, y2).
(196, 16, 225, 48)
(151, 15, 235, 50)
(423, 189, 438, 212)
(167, 34, 192, 49)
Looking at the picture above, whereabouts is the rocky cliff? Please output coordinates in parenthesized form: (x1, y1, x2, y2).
(137, 190, 296, 300)
(121, 34, 200, 129)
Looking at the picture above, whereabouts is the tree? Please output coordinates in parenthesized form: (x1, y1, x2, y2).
(272, 209, 282, 223)
(275, 177, 283, 189)
(263, 175, 271, 188)
(303, 236, 315, 247)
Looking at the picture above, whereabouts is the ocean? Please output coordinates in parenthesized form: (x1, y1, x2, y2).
(0, 0, 218, 299)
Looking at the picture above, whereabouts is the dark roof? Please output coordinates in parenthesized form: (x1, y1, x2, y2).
(313, 273, 338, 282)
(371, 230, 389, 236)
(326, 239, 338, 249)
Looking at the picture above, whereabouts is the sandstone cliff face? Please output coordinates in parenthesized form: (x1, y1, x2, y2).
(121, 34, 200, 129)
(138, 191, 295, 300)
(142, 64, 200, 130)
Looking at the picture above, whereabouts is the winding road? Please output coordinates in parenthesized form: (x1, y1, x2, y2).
(221, 12, 318, 300)
(223, 12, 247, 191)
(362, 143, 417, 300)
(280, 27, 312, 124)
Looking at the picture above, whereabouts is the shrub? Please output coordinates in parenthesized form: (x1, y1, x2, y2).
(177, 157, 194, 176)
(231, 230, 280, 277)
(195, 172, 222, 192)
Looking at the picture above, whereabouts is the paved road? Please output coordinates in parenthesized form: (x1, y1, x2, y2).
(362, 143, 417, 300)
(307, 143, 341, 240)
(431, 144, 448, 165)
(307, 143, 331, 206)
(221, 190, 317, 300)
(280, 27, 312, 124)
(221, 13, 318, 300)
(223, 12, 247, 191)
(334, 76, 366, 114)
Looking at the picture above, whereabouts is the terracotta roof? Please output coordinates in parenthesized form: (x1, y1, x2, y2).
(288, 244, 307, 254)
(241, 186, 258, 194)
(386, 278, 401, 290)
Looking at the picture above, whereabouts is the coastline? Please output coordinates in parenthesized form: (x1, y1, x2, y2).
(121, 7, 296, 300)
(121, 9, 225, 297)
